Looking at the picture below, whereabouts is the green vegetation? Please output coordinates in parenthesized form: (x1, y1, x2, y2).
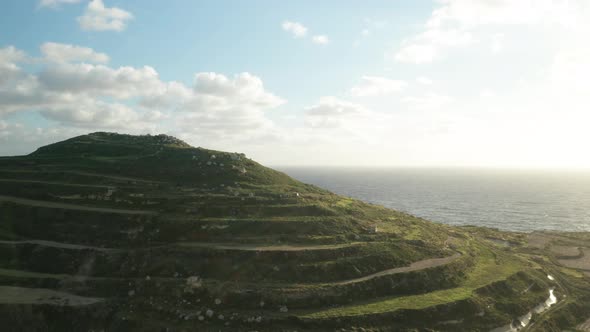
(0, 132, 589, 331)
(302, 244, 524, 318)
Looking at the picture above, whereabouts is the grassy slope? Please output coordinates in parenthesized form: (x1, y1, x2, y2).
(302, 243, 524, 318)
(0, 133, 589, 331)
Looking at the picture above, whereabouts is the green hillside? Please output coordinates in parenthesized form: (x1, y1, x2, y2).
(0, 132, 589, 331)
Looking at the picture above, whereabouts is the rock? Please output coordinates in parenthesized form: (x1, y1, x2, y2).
(186, 276, 202, 289)
(214, 298, 221, 305)
(128, 290, 135, 297)
(218, 314, 224, 320)
(279, 305, 288, 313)
(206, 309, 214, 318)
(259, 300, 265, 307)
(145, 275, 151, 281)
(198, 315, 204, 321)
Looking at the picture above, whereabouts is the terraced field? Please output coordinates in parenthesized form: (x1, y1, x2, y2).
(0, 132, 589, 331)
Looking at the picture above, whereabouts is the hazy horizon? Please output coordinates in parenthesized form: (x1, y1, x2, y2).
(278, 166, 590, 232)
(2, 1, 590, 168)
(6, 135, 590, 171)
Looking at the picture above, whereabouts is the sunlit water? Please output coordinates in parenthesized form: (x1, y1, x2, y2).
(278, 167, 590, 232)
(489, 288, 557, 332)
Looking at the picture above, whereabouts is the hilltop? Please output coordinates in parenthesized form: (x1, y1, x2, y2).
(23, 132, 298, 186)
(0, 133, 590, 331)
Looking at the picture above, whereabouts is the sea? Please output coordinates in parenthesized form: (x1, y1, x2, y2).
(277, 167, 590, 233)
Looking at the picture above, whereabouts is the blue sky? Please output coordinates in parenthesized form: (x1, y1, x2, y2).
(1, 1, 432, 105)
(2, 1, 590, 168)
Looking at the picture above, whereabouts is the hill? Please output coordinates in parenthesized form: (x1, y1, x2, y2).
(0, 132, 589, 331)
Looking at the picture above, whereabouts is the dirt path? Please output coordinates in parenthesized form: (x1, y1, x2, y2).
(0, 286, 102, 306)
(0, 238, 365, 253)
(0, 267, 181, 283)
(0, 169, 163, 184)
(0, 240, 122, 252)
(0, 195, 157, 215)
(177, 241, 367, 252)
(557, 248, 590, 271)
(335, 253, 461, 285)
(0, 178, 113, 188)
(68, 171, 165, 184)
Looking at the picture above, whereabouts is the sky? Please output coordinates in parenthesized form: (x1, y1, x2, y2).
(1, 0, 590, 168)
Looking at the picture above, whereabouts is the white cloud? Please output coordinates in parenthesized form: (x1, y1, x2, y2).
(174, 72, 285, 138)
(38, 0, 81, 8)
(394, 28, 472, 64)
(191, 72, 285, 109)
(0, 46, 28, 67)
(41, 42, 109, 63)
(491, 33, 504, 54)
(40, 99, 142, 128)
(424, 0, 576, 28)
(282, 20, 330, 46)
(479, 89, 496, 98)
(305, 97, 369, 128)
(0, 46, 32, 95)
(77, 0, 133, 32)
(402, 93, 453, 110)
(416, 77, 433, 85)
(312, 35, 330, 45)
(0, 43, 286, 143)
(282, 21, 308, 38)
(350, 76, 407, 97)
(393, 0, 589, 64)
(37, 64, 165, 99)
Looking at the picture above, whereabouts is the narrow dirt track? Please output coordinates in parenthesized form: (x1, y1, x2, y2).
(0, 195, 157, 215)
(0, 240, 122, 252)
(0, 286, 102, 306)
(557, 248, 590, 271)
(335, 253, 461, 285)
(177, 241, 367, 252)
(0, 238, 367, 254)
(0, 178, 113, 188)
(0, 169, 163, 184)
(67, 171, 165, 184)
